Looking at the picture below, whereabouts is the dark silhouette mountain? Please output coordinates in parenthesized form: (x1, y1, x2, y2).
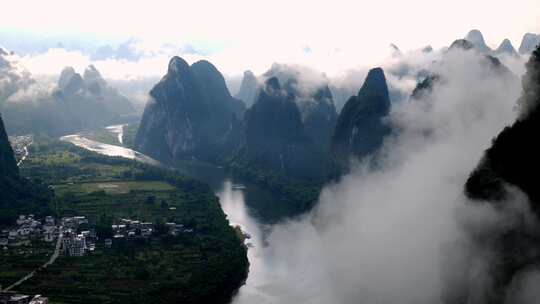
(331, 68, 391, 168)
(191, 60, 245, 119)
(300, 85, 338, 151)
(0, 114, 18, 178)
(495, 39, 519, 57)
(461, 45, 540, 304)
(449, 39, 475, 51)
(83, 65, 109, 93)
(235, 70, 258, 107)
(135, 56, 246, 164)
(0, 113, 52, 225)
(231, 77, 327, 180)
(58, 66, 84, 95)
(466, 45, 540, 209)
(518, 33, 540, 54)
(465, 29, 492, 53)
(261, 63, 338, 151)
(229, 68, 337, 213)
(411, 74, 439, 100)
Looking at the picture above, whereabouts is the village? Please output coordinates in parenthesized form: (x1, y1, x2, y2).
(0, 213, 197, 303)
(1, 214, 196, 258)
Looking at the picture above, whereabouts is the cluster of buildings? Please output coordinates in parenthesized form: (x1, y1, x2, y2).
(60, 216, 95, 257)
(9, 135, 32, 163)
(0, 214, 99, 258)
(111, 218, 154, 240)
(107, 218, 193, 244)
(2, 214, 195, 256)
(0, 215, 58, 248)
(0, 292, 48, 304)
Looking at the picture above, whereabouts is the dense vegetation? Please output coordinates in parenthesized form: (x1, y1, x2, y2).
(7, 139, 249, 304)
(228, 75, 340, 214)
(229, 161, 324, 215)
(237, 77, 330, 180)
(122, 123, 139, 148)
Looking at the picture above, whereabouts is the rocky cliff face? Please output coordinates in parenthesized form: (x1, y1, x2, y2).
(0, 113, 47, 225)
(233, 77, 328, 180)
(135, 57, 246, 164)
(262, 64, 338, 151)
(234, 70, 258, 107)
(0, 113, 18, 178)
(300, 85, 338, 151)
(331, 68, 391, 167)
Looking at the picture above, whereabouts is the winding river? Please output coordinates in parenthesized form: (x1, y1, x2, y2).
(61, 128, 296, 304)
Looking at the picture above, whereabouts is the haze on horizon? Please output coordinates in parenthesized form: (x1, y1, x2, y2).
(2, 0, 540, 79)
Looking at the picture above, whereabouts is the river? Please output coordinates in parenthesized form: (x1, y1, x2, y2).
(61, 129, 298, 304)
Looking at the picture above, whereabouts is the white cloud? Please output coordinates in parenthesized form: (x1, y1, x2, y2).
(232, 49, 526, 304)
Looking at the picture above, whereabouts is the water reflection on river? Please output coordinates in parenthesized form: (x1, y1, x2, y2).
(60, 135, 160, 166)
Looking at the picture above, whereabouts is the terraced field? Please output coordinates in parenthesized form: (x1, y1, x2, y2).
(0, 241, 54, 288)
(54, 180, 176, 195)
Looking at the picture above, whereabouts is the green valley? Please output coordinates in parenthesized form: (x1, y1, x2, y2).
(1, 138, 248, 304)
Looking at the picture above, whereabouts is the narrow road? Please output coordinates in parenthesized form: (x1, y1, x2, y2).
(4, 230, 63, 292)
(16, 145, 29, 167)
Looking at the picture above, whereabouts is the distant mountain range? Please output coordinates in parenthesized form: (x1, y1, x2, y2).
(135, 37, 524, 211)
(0, 49, 137, 135)
(463, 29, 539, 57)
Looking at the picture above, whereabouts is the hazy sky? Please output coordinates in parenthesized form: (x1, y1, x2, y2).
(2, 0, 540, 77)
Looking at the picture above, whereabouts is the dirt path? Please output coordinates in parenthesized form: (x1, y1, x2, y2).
(4, 231, 63, 292)
(16, 144, 30, 167)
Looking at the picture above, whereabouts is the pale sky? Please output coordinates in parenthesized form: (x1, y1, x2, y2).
(2, 0, 540, 78)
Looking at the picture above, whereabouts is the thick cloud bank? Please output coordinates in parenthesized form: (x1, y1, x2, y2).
(253, 48, 525, 304)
